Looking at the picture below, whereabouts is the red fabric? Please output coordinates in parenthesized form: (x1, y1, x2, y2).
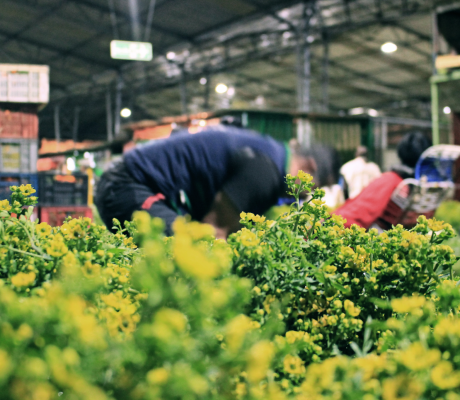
(141, 193, 165, 210)
(333, 172, 403, 229)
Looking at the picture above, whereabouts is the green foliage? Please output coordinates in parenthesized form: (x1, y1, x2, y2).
(435, 200, 460, 233)
(1, 179, 460, 400)
(229, 171, 458, 367)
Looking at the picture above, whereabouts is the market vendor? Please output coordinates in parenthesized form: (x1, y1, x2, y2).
(333, 131, 432, 231)
(95, 125, 336, 239)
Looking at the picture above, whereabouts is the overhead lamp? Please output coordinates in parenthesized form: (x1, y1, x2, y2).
(367, 109, 379, 117)
(66, 157, 76, 172)
(381, 42, 397, 53)
(349, 107, 365, 115)
(166, 51, 176, 60)
(120, 108, 132, 118)
(443, 106, 452, 115)
(215, 83, 228, 94)
(199, 77, 207, 85)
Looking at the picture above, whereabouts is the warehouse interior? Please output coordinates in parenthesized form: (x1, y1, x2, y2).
(0, 0, 460, 222)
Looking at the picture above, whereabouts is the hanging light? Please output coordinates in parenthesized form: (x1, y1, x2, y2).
(66, 157, 76, 172)
(381, 42, 397, 53)
(120, 108, 132, 118)
(367, 109, 379, 117)
(215, 83, 228, 94)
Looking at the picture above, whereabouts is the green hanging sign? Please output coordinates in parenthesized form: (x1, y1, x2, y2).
(110, 40, 153, 61)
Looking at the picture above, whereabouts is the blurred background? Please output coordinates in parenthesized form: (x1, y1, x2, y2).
(1, 0, 460, 231)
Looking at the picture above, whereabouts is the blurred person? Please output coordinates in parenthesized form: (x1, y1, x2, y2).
(322, 184, 345, 210)
(340, 145, 381, 199)
(95, 126, 334, 239)
(333, 131, 432, 230)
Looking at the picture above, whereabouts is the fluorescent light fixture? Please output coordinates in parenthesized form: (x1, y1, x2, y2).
(367, 109, 379, 117)
(66, 158, 76, 172)
(443, 106, 452, 114)
(199, 77, 207, 85)
(120, 108, 132, 118)
(215, 83, 228, 94)
(349, 107, 365, 115)
(381, 42, 397, 53)
(166, 51, 176, 60)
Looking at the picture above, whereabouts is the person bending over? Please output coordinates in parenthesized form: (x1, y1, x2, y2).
(96, 125, 331, 239)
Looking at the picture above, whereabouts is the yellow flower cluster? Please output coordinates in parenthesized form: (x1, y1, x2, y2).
(0, 200, 11, 212)
(11, 271, 36, 288)
(46, 234, 68, 257)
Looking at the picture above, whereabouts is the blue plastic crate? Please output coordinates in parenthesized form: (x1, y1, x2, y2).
(415, 157, 454, 182)
(0, 173, 39, 202)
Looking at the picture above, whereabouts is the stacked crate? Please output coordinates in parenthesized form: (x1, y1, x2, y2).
(38, 172, 92, 226)
(0, 107, 39, 214)
(0, 64, 48, 216)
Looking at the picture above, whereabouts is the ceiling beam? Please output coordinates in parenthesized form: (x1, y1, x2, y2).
(0, 0, 66, 47)
(68, 0, 192, 42)
(0, 27, 114, 69)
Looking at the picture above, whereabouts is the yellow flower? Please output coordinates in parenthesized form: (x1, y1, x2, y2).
(173, 217, 215, 241)
(173, 236, 220, 279)
(11, 272, 36, 288)
(397, 342, 440, 371)
(344, 300, 360, 317)
(285, 331, 305, 344)
(283, 354, 305, 375)
(0, 200, 11, 212)
(46, 235, 68, 257)
(297, 170, 313, 184)
(19, 184, 36, 196)
(36, 222, 52, 237)
(354, 353, 387, 380)
(23, 357, 48, 379)
(427, 218, 445, 232)
(434, 317, 460, 344)
(151, 308, 187, 340)
(312, 199, 324, 207)
(147, 368, 169, 385)
(391, 295, 425, 315)
(382, 374, 423, 400)
(247, 340, 274, 383)
(226, 314, 252, 352)
(0, 349, 11, 381)
(431, 361, 460, 389)
(17, 323, 33, 340)
(234, 382, 247, 397)
(340, 246, 355, 257)
(238, 228, 260, 247)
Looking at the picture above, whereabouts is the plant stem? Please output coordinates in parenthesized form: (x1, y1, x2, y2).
(0, 245, 49, 260)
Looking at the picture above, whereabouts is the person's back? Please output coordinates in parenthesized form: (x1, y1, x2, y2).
(340, 146, 381, 199)
(124, 128, 287, 221)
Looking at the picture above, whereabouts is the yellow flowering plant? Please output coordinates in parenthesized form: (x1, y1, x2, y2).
(2, 180, 460, 400)
(228, 171, 458, 370)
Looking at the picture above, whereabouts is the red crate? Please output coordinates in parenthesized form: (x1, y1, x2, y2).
(38, 206, 92, 227)
(0, 109, 38, 139)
